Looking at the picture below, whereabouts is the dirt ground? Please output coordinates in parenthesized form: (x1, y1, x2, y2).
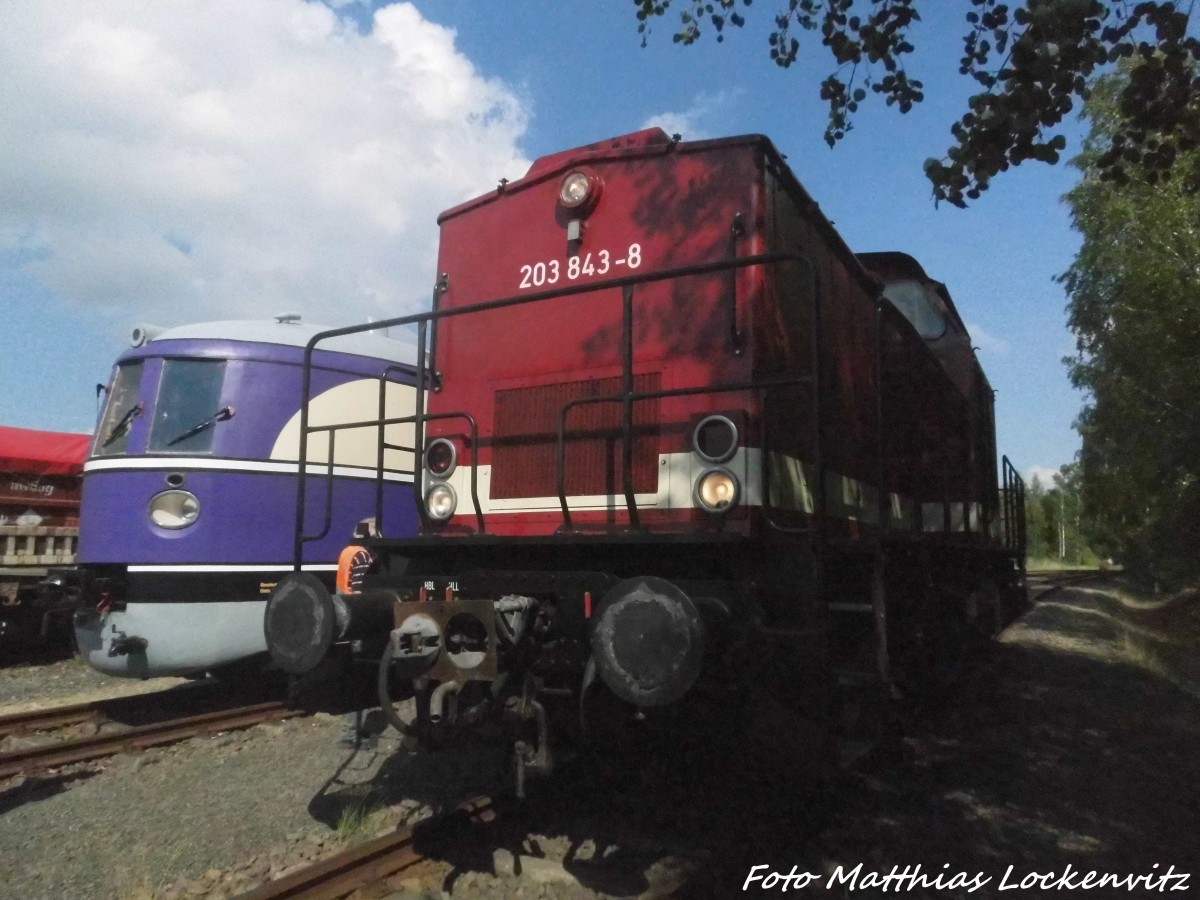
(388, 576, 1200, 900)
(695, 577, 1200, 898)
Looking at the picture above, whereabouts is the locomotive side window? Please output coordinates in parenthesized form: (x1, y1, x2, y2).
(882, 279, 947, 340)
(95, 361, 145, 457)
(149, 360, 227, 453)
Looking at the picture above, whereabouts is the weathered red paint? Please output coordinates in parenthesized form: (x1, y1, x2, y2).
(422, 129, 1004, 548)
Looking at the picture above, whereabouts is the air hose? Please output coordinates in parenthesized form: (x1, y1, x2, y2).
(377, 640, 416, 738)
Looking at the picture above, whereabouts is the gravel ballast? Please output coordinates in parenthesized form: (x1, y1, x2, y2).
(0, 655, 507, 899)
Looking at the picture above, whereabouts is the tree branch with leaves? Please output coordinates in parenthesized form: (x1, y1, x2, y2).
(634, 0, 1200, 205)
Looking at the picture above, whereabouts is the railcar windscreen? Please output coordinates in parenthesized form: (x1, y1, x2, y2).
(149, 359, 227, 453)
(882, 279, 947, 340)
(94, 361, 145, 457)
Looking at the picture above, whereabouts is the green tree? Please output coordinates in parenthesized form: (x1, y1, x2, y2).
(1051, 463, 1096, 564)
(634, 1, 1200, 206)
(1061, 69, 1200, 586)
(1026, 474, 1051, 559)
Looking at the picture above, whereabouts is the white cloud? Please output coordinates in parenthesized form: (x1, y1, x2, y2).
(0, 1, 531, 325)
(639, 90, 742, 142)
(1025, 465, 1061, 489)
(965, 320, 1010, 356)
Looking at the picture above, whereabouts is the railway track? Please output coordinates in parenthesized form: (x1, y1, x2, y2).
(236, 797, 495, 900)
(0, 697, 112, 738)
(0, 700, 298, 779)
(0, 671, 300, 741)
(1028, 568, 1106, 602)
(0, 681, 222, 739)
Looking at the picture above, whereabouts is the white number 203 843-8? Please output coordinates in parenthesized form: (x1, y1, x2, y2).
(518, 243, 642, 289)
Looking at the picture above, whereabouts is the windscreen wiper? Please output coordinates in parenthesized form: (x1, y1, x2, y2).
(168, 406, 235, 447)
(102, 404, 142, 447)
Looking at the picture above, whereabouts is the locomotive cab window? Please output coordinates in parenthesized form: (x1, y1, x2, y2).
(882, 279, 947, 340)
(149, 359, 228, 453)
(95, 360, 145, 457)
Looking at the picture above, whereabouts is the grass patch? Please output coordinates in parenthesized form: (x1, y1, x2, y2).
(334, 798, 390, 844)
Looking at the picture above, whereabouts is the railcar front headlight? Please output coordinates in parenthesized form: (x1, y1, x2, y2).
(425, 482, 457, 522)
(694, 468, 739, 514)
(148, 490, 200, 529)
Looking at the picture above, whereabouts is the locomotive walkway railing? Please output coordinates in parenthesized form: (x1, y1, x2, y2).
(291, 249, 810, 567)
(551, 250, 822, 534)
(292, 364, 418, 548)
(1000, 455, 1028, 562)
(291, 247, 1023, 568)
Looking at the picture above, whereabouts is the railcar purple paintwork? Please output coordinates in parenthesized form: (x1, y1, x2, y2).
(70, 318, 419, 678)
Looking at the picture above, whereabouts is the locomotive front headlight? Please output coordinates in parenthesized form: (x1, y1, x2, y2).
(425, 482, 457, 522)
(423, 438, 457, 478)
(692, 414, 739, 464)
(558, 169, 602, 211)
(148, 490, 201, 529)
(694, 468, 739, 514)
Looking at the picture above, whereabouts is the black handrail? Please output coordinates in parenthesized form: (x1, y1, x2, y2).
(295, 417, 414, 550)
(553, 374, 815, 530)
(292, 249, 803, 568)
(1000, 455, 1027, 561)
(375, 364, 416, 535)
(620, 285, 639, 529)
(290, 243, 1023, 568)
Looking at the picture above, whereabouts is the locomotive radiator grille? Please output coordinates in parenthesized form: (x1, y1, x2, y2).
(491, 374, 660, 500)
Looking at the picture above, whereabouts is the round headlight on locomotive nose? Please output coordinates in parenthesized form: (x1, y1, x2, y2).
(693, 414, 739, 463)
(695, 469, 739, 513)
(423, 438, 457, 478)
(559, 171, 591, 208)
(148, 490, 200, 529)
(425, 482, 457, 522)
(558, 169, 603, 211)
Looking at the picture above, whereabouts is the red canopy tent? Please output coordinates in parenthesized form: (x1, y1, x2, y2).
(0, 427, 90, 521)
(0, 426, 90, 477)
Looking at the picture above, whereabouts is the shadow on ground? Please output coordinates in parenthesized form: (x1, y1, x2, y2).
(297, 583, 1200, 899)
(688, 587, 1200, 898)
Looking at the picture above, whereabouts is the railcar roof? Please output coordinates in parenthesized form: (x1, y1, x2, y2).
(146, 319, 417, 365)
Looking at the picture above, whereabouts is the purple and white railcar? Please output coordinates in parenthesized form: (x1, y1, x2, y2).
(71, 316, 419, 678)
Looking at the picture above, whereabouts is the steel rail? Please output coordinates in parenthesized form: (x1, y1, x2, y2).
(0, 700, 106, 739)
(0, 701, 296, 779)
(235, 797, 494, 900)
(0, 682, 220, 739)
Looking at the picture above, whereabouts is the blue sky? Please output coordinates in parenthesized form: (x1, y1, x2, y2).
(0, 1, 1087, 483)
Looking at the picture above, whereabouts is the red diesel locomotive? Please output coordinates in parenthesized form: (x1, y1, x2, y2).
(265, 129, 1026, 782)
